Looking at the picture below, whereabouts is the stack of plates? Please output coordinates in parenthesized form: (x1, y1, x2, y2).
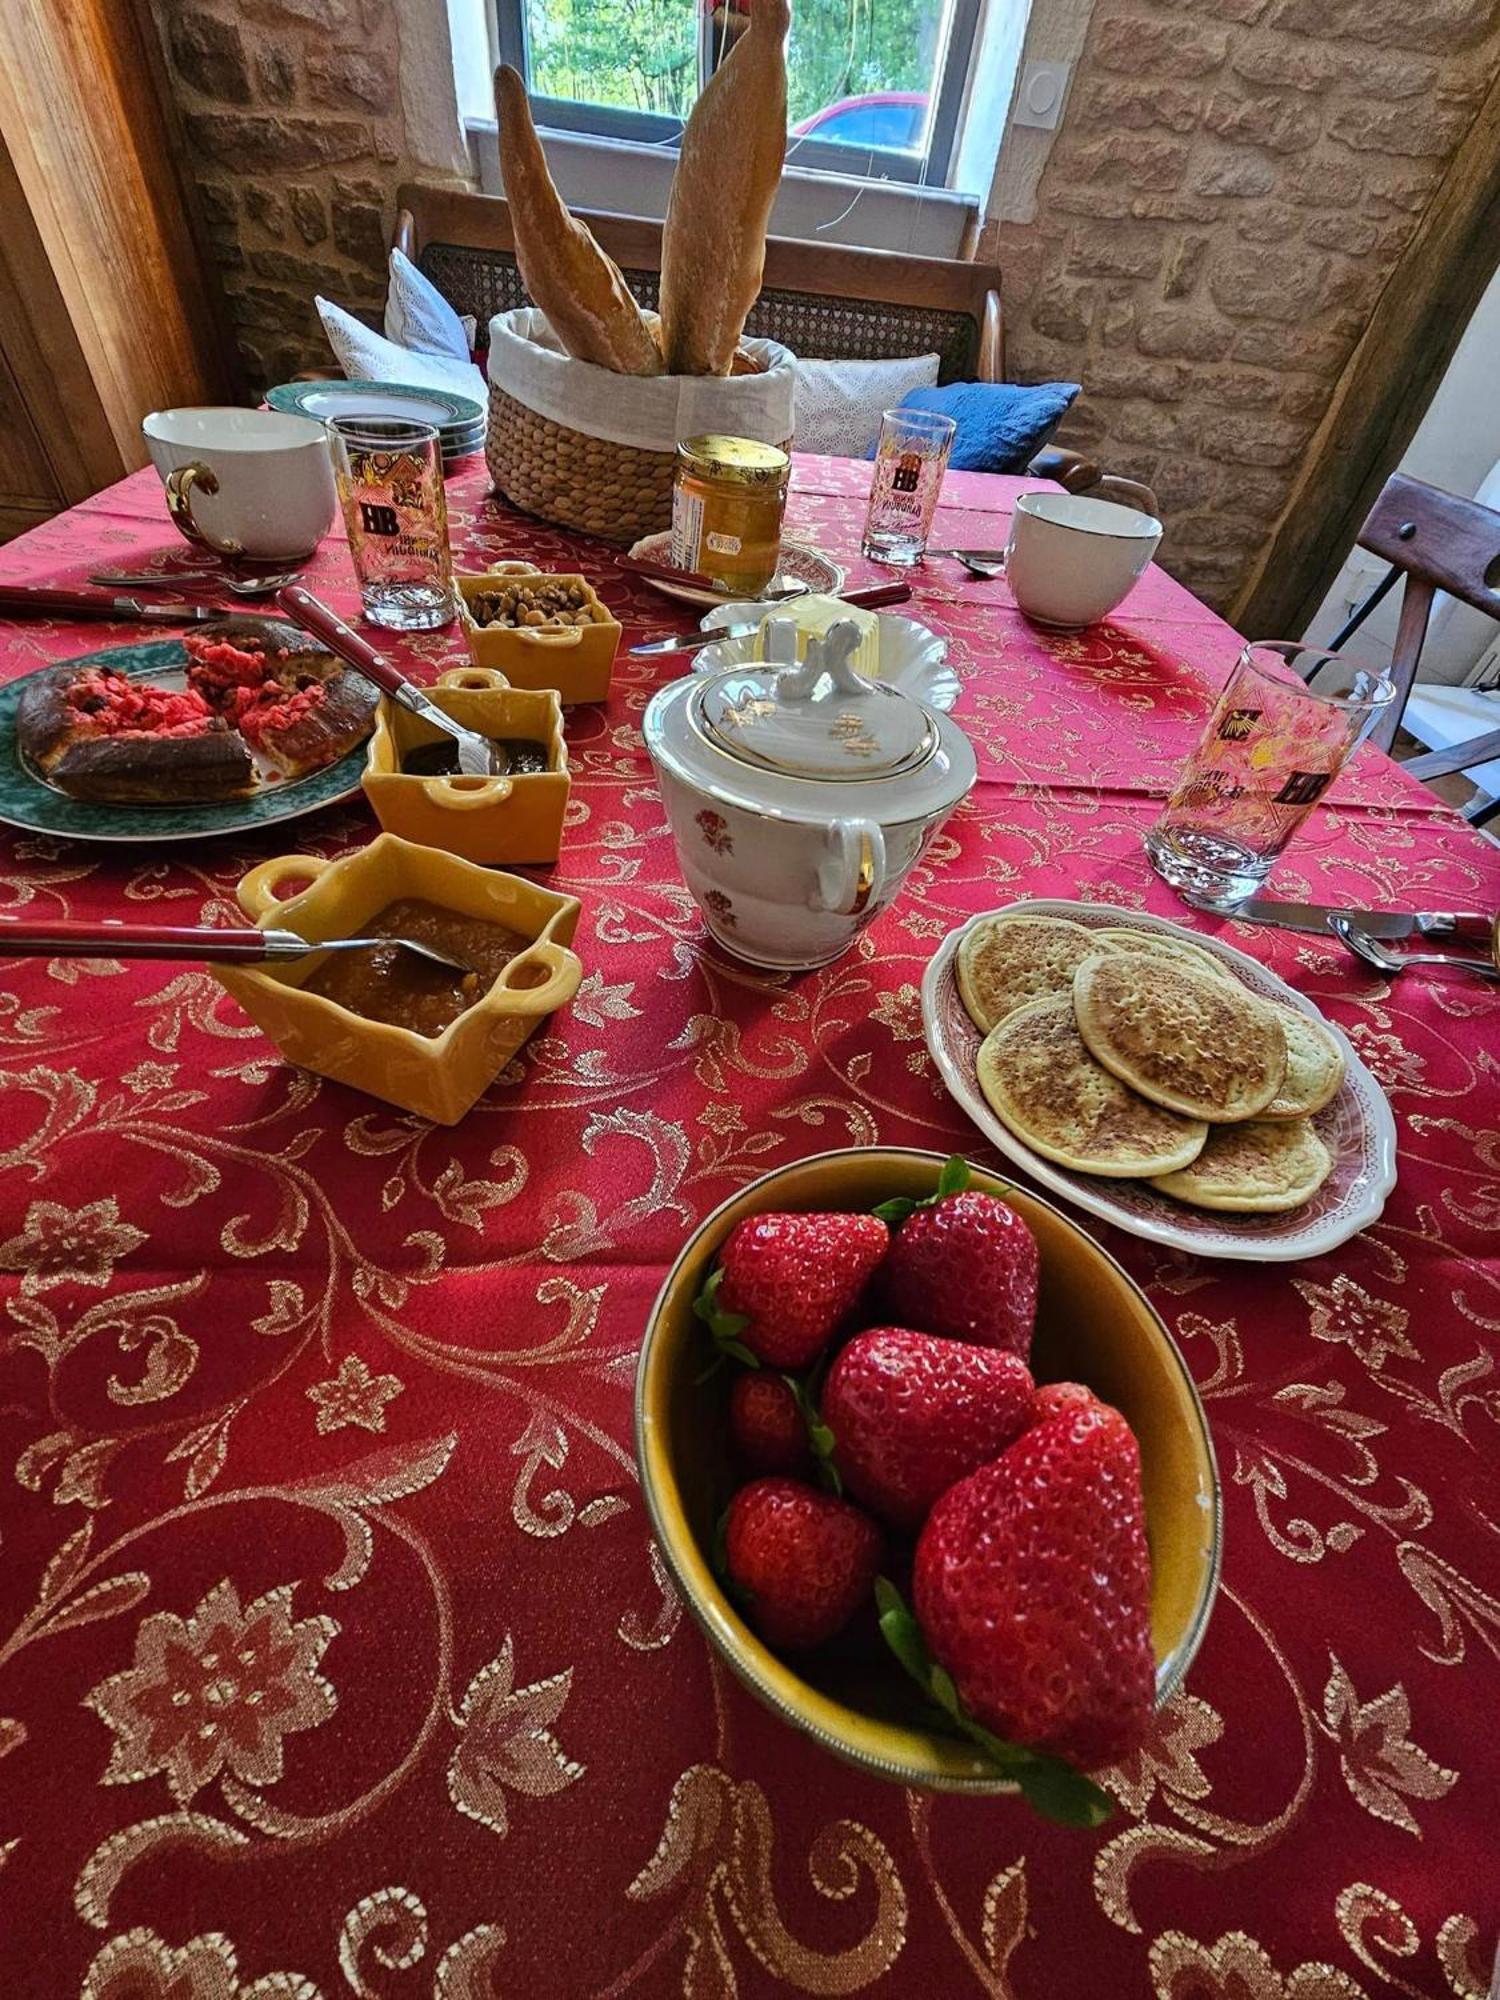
(267, 380, 486, 468)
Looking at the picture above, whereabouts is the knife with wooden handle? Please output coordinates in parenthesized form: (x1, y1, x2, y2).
(0, 585, 232, 623)
(1231, 896, 1493, 944)
(628, 582, 913, 657)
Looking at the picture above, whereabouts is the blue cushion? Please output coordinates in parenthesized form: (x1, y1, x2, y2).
(892, 380, 1081, 474)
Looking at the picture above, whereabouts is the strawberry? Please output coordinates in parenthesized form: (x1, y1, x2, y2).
(1028, 1381, 1100, 1427)
(913, 1401, 1154, 1769)
(881, 1189, 1039, 1358)
(698, 1210, 888, 1370)
(724, 1478, 884, 1650)
(729, 1372, 813, 1478)
(822, 1328, 1034, 1531)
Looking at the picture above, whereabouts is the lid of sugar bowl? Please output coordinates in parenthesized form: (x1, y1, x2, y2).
(644, 617, 976, 823)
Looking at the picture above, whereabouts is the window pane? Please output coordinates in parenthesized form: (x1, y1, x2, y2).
(523, 0, 697, 120)
(779, 0, 952, 158)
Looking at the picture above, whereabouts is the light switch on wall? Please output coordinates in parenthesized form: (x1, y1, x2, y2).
(1012, 60, 1071, 132)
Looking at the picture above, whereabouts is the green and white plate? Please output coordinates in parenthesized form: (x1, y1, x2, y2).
(267, 379, 485, 434)
(0, 638, 369, 845)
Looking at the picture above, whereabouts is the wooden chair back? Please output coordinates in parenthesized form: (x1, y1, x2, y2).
(394, 181, 1004, 383)
(1355, 472, 1500, 754)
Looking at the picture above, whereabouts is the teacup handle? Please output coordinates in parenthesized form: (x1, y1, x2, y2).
(1091, 474, 1160, 519)
(813, 818, 885, 917)
(164, 462, 244, 558)
(236, 854, 330, 922)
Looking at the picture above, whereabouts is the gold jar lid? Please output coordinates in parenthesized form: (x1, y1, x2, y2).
(676, 435, 790, 488)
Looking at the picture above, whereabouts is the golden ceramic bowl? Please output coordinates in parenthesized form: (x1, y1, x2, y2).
(456, 568, 620, 703)
(213, 832, 582, 1125)
(362, 665, 571, 865)
(635, 1147, 1221, 1792)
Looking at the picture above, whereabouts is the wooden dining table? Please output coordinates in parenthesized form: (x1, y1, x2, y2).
(0, 453, 1495, 2000)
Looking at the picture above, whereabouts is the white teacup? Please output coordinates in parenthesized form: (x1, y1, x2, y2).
(1003, 492, 1163, 630)
(142, 407, 337, 562)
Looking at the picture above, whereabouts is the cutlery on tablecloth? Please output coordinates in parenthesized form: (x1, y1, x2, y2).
(1231, 896, 1494, 945)
(627, 581, 913, 658)
(0, 917, 471, 975)
(275, 585, 504, 779)
(929, 548, 1006, 579)
(1331, 913, 1500, 981)
(614, 552, 809, 598)
(89, 567, 308, 597)
(0, 585, 235, 624)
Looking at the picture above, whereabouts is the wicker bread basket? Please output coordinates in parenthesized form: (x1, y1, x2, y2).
(485, 310, 796, 545)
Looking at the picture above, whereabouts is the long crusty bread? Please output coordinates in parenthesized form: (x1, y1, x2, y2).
(494, 65, 663, 376)
(659, 0, 789, 376)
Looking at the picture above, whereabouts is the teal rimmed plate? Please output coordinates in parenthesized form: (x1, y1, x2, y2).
(267, 379, 485, 433)
(0, 639, 369, 845)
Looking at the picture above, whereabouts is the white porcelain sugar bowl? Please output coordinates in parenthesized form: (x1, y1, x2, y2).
(644, 619, 977, 970)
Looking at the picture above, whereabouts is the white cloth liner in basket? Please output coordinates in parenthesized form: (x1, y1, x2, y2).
(486, 308, 797, 454)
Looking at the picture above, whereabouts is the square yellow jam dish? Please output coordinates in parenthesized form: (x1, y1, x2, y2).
(212, 832, 583, 1125)
(362, 666, 570, 865)
(456, 569, 619, 703)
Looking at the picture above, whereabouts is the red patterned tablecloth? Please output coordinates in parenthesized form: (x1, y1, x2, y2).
(0, 459, 1496, 2000)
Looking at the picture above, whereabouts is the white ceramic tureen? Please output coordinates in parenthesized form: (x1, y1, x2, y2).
(643, 619, 977, 971)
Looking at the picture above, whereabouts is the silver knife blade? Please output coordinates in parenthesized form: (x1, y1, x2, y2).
(1232, 897, 1492, 943)
(121, 599, 230, 623)
(629, 620, 763, 659)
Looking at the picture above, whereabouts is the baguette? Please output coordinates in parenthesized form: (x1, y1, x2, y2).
(659, 0, 789, 376)
(494, 65, 663, 376)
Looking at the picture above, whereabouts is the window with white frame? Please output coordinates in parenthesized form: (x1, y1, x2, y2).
(468, 0, 985, 187)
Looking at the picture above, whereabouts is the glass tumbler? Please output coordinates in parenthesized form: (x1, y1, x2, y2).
(330, 416, 454, 630)
(1145, 642, 1396, 910)
(861, 408, 956, 565)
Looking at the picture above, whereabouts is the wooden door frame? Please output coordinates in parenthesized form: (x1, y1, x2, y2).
(1231, 64, 1500, 640)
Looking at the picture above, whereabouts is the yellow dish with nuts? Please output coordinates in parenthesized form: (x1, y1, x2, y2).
(457, 569, 620, 703)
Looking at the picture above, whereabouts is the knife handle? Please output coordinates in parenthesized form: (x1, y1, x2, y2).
(0, 585, 141, 620)
(1418, 911, 1499, 949)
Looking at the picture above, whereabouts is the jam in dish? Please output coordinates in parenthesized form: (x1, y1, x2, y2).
(401, 737, 550, 778)
(299, 896, 534, 1037)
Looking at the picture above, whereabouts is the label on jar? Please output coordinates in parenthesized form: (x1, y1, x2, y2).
(705, 530, 743, 556)
(671, 486, 704, 571)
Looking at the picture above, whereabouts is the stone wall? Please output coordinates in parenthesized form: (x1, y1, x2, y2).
(150, 0, 413, 389)
(980, 0, 1500, 611)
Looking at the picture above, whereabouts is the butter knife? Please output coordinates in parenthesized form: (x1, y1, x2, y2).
(628, 581, 912, 658)
(1231, 896, 1493, 943)
(0, 585, 230, 624)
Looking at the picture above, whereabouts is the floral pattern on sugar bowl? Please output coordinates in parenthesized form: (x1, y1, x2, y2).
(645, 617, 976, 972)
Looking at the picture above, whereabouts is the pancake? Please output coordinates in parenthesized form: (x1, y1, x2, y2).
(977, 996, 1208, 1178)
(1073, 951, 1286, 1123)
(1150, 1118, 1333, 1212)
(957, 914, 1112, 1034)
(1093, 926, 1242, 988)
(1261, 1004, 1346, 1120)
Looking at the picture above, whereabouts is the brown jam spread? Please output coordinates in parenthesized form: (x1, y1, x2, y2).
(401, 737, 550, 778)
(301, 896, 533, 1037)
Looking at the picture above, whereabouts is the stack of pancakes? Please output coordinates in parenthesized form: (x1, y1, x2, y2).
(958, 913, 1344, 1213)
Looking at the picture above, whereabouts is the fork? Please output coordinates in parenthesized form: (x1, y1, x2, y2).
(90, 568, 307, 598)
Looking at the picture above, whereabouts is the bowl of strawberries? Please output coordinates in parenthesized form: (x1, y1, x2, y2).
(635, 1147, 1220, 1820)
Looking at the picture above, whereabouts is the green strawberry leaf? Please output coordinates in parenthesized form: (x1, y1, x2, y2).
(875, 1577, 1116, 1830)
(871, 1153, 973, 1226)
(693, 1266, 759, 1368)
(785, 1373, 842, 1495)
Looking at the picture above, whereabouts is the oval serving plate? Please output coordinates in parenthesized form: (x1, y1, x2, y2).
(922, 898, 1398, 1262)
(627, 532, 846, 608)
(694, 603, 960, 711)
(0, 639, 368, 846)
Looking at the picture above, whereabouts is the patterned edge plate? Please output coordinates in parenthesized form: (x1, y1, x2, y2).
(921, 899, 1398, 1262)
(627, 533, 847, 608)
(0, 638, 369, 845)
(267, 379, 485, 432)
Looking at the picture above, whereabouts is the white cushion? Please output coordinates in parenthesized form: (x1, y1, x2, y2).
(383, 246, 477, 360)
(793, 353, 941, 457)
(316, 295, 488, 404)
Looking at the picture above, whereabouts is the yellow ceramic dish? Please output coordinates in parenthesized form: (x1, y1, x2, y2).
(213, 832, 582, 1125)
(457, 569, 620, 703)
(362, 665, 570, 865)
(635, 1147, 1221, 1793)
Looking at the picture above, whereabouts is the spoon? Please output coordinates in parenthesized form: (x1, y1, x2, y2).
(1331, 914, 1500, 982)
(0, 918, 472, 975)
(90, 568, 308, 597)
(275, 586, 503, 778)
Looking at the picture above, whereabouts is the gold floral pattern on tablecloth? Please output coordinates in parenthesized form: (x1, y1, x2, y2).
(0, 460, 1495, 1995)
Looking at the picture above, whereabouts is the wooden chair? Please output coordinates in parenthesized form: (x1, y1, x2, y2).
(1335, 473, 1500, 763)
(395, 181, 1005, 384)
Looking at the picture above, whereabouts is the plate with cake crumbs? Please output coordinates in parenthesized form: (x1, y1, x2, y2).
(921, 898, 1397, 1261)
(0, 637, 370, 845)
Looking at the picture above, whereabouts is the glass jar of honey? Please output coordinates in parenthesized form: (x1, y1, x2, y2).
(671, 435, 790, 596)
